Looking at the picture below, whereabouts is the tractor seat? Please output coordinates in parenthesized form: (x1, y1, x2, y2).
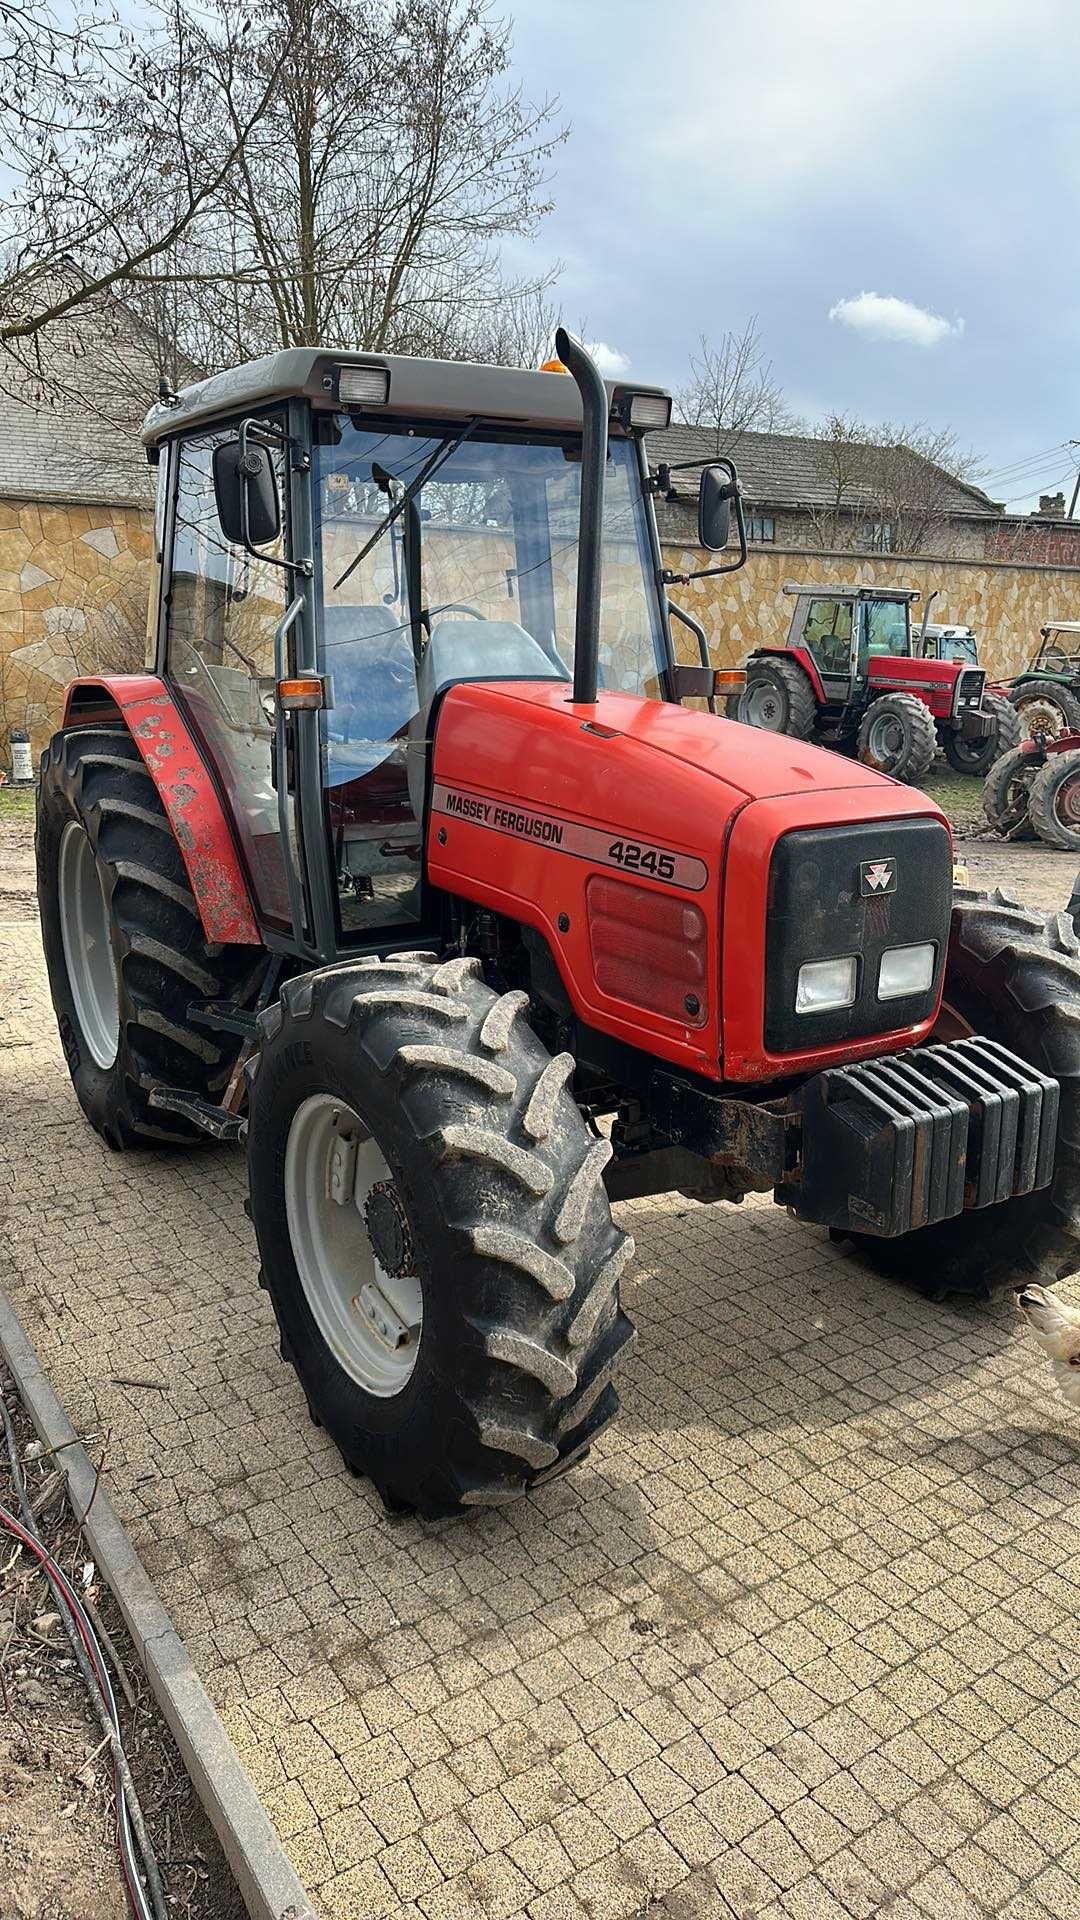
(323, 604, 419, 788)
(406, 619, 569, 818)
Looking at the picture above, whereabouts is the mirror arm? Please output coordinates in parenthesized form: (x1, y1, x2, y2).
(238, 417, 313, 579)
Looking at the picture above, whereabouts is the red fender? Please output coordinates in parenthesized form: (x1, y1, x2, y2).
(747, 645, 826, 705)
(61, 675, 261, 946)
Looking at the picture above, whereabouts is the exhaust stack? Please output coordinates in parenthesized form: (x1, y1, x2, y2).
(555, 327, 606, 705)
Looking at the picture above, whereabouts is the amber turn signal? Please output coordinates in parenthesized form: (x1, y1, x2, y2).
(277, 676, 329, 711)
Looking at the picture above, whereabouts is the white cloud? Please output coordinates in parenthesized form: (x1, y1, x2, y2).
(584, 340, 630, 377)
(828, 292, 964, 348)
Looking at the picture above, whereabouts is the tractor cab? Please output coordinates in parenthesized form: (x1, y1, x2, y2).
(786, 583, 917, 706)
(916, 623, 979, 667)
(136, 344, 742, 961)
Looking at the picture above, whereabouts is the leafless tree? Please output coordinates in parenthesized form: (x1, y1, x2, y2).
(676, 318, 801, 453)
(0, 0, 286, 352)
(153, 0, 566, 370)
(807, 413, 985, 556)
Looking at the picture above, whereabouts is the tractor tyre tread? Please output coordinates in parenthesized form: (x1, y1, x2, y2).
(943, 692, 1021, 775)
(982, 745, 1038, 840)
(856, 692, 937, 783)
(245, 954, 636, 1517)
(847, 888, 1080, 1298)
(36, 724, 251, 1147)
(742, 657, 818, 739)
(1027, 750, 1080, 851)
(1008, 679, 1080, 737)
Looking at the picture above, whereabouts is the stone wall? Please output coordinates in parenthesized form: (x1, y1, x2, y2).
(6, 513, 1080, 764)
(664, 542, 1080, 682)
(0, 498, 154, 759)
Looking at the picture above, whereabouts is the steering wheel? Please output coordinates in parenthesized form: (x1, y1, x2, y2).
(423, 602, 486, 624)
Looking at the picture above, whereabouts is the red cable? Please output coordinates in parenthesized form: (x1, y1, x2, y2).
(0, 1501, 145, 1914)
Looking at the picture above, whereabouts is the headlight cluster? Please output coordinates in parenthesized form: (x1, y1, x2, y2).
(796, 942, 936, 1014)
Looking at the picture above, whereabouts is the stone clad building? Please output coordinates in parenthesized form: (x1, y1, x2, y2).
(0, 279, 173, 760)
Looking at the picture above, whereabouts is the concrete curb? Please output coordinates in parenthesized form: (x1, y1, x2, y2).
(0, 1287, 318, 1920)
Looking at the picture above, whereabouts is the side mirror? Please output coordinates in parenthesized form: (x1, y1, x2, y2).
(213, 438, 280, 549)
(699, 461, 738, 552)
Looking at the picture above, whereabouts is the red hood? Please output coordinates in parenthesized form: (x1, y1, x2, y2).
(480, 680, 941, 811)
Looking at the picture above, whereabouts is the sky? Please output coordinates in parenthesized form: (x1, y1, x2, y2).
(505, 0, 1080, 511)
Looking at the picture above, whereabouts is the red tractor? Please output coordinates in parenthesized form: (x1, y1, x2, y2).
(35, 335, 1080, 1519)
(730, 583, 1019, 781)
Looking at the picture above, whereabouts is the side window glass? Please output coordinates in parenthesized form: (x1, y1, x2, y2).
(165, 429, 294, 926)
(802, 599, 852, 677)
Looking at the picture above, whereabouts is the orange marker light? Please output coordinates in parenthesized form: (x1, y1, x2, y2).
(277, 677, 328, 711)
(540, 357, 569, 374)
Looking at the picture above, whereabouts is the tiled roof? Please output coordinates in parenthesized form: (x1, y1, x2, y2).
(647, 423, 1001, 518)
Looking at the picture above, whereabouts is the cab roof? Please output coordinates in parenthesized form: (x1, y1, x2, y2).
(141, 346, 672, 449)
(783, 580, 919, 603)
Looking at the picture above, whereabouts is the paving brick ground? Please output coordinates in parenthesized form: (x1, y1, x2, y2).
(2, 841, 1080, 1918)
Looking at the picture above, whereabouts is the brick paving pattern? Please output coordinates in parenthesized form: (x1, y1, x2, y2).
(2, 896, 1079, 1918)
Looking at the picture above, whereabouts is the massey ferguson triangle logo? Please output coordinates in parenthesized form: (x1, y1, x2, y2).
(860, 858, 897, 895)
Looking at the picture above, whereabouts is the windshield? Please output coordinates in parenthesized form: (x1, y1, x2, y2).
(311, 418, 666, 936)
(862, 599, 911, 658)
(938, 632, 977, 665)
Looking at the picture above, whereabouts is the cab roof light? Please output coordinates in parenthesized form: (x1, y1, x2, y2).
(337, 365, 390, 406)
(625, 391, 672, 432)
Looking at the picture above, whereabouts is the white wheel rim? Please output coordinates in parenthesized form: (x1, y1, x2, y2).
(284, 1094, 423, 1397)
(745, 681, 785, 729)
(58, 820, 119, 1070)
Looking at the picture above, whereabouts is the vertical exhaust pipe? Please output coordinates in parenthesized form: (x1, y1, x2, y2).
(555, 327, 606, 705)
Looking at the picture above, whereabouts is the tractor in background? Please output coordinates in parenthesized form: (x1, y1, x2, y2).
(730, 582, 1018, 780)
(1005, 621, 1080, 740)
(984, 731, 1080, 850)
(34, 334, 1080, 1520)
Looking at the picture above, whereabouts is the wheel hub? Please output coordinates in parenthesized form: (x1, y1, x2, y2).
(284, 1096, 423, 1397)
(363, 1180, 414, 1279)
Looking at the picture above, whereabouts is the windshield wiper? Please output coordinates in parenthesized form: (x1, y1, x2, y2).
(333, 418, 479, 592)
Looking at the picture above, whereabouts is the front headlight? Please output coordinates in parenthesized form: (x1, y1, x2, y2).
(796, 956, 857, 1014)
(878, 942, 936, 1001)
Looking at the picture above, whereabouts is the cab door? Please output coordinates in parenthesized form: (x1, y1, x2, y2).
(163, 422, 301, 936)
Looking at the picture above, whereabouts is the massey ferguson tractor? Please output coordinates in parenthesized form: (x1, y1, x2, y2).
(36, 333, 1080, 1519)
(730, 583, 1019, 779)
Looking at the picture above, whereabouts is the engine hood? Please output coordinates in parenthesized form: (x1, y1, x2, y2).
(477, 680, 938, 808)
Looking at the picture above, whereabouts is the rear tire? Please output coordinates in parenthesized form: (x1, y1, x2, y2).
(738, 657, 817, 739)
(943, 692, 1021, 775)
(848, 892, 1080, 1299)
(1008, 679, 1080, 741)
(982, 745, 1038, 840)
(36, 725, 252, 1146)
(245, 954, 637, 1517)
(856, 692, 937, 782)
(1028, 750, 1080, 851)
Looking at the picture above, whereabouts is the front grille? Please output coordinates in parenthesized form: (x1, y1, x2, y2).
(765, 818, 952, 1055)
(785, 1036, 1059, 1236)
(954, 667, 986, 713)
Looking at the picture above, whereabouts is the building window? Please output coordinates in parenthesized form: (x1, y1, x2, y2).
(747, 513, 775, 543)
(856, 520, 893, 552)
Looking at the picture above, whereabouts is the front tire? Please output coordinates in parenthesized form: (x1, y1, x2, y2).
(36, 726, 251, 1146)
(1028, 750, 1080, 850)
(943, 692, 1021, 775)
(982, 745, 1038, 840)
(856, 692, 937, 782)
(848, 892, 1080, 1298)
(246, 955, 636, 1517)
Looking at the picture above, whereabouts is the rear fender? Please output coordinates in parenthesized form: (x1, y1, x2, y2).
(61, 675, 261, 946)
(749, 645, 826, 704)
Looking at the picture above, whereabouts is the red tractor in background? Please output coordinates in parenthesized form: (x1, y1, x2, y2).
(33, 334, 1080, 1520)
(729, 583, 1019, 781)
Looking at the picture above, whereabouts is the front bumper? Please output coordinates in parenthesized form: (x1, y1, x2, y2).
(640, 1036, 1058, 1237)
(958, 708, 992, 738)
